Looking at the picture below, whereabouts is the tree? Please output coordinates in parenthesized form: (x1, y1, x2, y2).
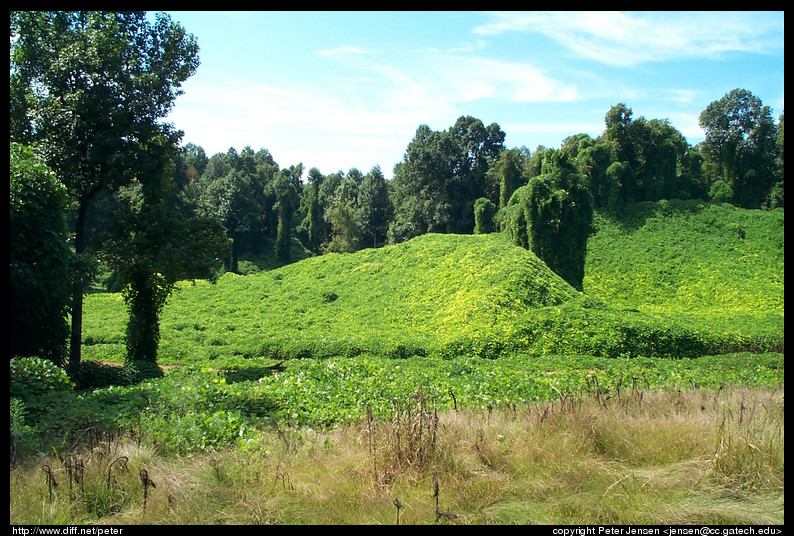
(489, 148, 525, 212)
(272, 164, 303, 264)
(103, 146, 230, 363)
(323, 201, 362, 253)
(506, 150, 593, 291)
(446, 116, 505, 232)
(699, 89, 779, 208)
(571, 138, 613, 209)
(358, 166, 393, 247)
(298, 168, 327, 253)
(634, 118, 689, 201)
(322, 172, 363, 253)
(389, 125, 450, 241)
(199, 169, 259, 273)
(473, 197, 497, 234)
(10, 11, 200, 366)
(10, 144, 72, 364)
(604, 103, 637, 165)
(603, 161, 634, 213)
(389, 117, 505, 241)
(766, 111, 784, 208)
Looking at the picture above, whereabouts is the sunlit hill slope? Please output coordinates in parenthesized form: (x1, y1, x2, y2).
(82, 200, 784, 364)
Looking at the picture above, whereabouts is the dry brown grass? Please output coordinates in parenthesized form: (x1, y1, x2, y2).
(10, 384, 783, 525)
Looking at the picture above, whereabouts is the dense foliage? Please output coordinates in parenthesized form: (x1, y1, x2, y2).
(10, 11, 201, 365)
(699, 89, 781, 209)
(76, 201, 783, 371)
(504, 150, 594, 290)
(8, 14, 784, 526)
(103, 164, 230, 362)
(9, 144, 71, 364)
(143, 93, 782, 298)
(10, 357, 75, 400)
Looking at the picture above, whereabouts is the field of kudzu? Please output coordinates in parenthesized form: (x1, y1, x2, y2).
(10, 200, 784, 525)
(20, 199, 782, 441)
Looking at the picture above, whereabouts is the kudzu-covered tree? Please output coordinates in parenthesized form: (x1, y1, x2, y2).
(10, 144, 72, 364)
(273, 164, 303, 265)
(104, 148, 230, 363)
(505, 150, 593, 291)
(10, 11, 200, 365)
(473, 197, 497, 234)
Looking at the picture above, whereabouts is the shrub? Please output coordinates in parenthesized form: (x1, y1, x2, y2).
(9, 397, 33, 462)
(473, 197, 496, 234)
(10, 356, 75, 399)
(10, 143, 71, 364)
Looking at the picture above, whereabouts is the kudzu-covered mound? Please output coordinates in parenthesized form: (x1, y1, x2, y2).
(158, 233, 582, 361)
(85, 201, 783, 365)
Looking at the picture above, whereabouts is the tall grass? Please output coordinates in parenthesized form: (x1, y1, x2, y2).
(10, 384, 783, 525)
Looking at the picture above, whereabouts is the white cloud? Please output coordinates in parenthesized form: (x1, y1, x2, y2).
(370, 53, 579, 106)
(169, 41, 584, 176)
(168, 73, 440, 175)
(319, 45, 373, 57)
(474, 11, 784, 66)
(661, 89, 703, 105)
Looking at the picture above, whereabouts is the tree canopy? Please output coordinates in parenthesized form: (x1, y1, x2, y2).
(699, 88, 779, 208)
(10, 11, 201, 364)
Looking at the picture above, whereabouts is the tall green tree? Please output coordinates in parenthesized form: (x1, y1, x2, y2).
(446, 116, 505, 232)
(104, 152, 230, 363)
(699, 89, 779, 208)
(357, 166, 393, 248)
(10, 11, 200, 366)
(322, 172, 363, 253)
(766, 111, 784, 208)
(298, 168, 327, 253)
(506, 150, 593, 291)
(10, 144, 72, 364)
(389, 116, 504, 241)
(570, 137, 614, 209)
(489, 147, 525, 212)
(388, 125, 449, 242)
(199, 169, 259, 273)
(272, 164, 303, 265)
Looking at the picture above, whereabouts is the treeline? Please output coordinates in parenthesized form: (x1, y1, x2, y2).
(163, 90, 783, 269)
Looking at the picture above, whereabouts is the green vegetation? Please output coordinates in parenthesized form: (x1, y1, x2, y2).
(585, 200, 784, 330)
(9, 381, 784, 524)
(10, 144, 72, 364)
(9, 11, 783, 526)
(83, 232, 580, 364)
(80, 201, 783, 367)
(10, 195, 784, 526)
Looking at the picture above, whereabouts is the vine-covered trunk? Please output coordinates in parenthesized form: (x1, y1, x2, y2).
(124, 270, 164, 363)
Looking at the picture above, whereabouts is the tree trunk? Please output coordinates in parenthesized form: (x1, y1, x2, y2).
(68, 199, 91, 367)
(125, 270, 161, 363)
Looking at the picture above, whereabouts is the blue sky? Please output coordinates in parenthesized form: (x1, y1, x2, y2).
(163, 11, 784, 179)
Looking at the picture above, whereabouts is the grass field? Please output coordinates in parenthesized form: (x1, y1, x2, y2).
(10, 384, 784, 525)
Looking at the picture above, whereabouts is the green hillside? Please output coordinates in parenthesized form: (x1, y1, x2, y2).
(82, 201, 784, 365)
(585, 200, 784, 332)
(84, 233, 580, 363)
